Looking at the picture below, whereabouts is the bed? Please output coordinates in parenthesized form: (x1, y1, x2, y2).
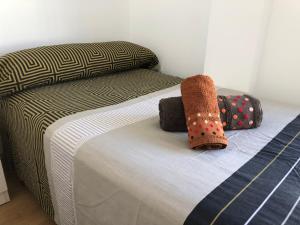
(1, 42, 299, 225)
(0, 42, 181, 217)
(44, 86, 300, 225)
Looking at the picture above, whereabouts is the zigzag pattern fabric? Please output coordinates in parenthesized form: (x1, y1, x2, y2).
(0, 69, 181, 217)
(0, 41, 159, 97)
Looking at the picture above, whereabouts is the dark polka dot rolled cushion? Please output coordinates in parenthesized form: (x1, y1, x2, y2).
(181, 75, 228, 150)
(218, 95, 263, 130)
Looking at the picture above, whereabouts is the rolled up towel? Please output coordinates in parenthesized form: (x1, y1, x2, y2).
(159, 97, 186, 132)
(159, 95, 263, 132)
(181, 75, 228, 150)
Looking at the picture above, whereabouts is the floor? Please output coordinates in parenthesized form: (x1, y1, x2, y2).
(0, 171, 56, 225)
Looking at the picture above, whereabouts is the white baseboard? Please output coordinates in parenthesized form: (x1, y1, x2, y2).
(0, 191, 10, 205)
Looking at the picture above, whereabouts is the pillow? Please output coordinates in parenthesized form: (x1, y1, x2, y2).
(0, 41, 159, 97)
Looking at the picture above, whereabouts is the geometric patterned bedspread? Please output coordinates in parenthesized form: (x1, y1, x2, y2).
(0, 69, 181, 217)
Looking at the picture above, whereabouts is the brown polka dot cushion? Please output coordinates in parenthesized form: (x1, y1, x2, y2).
(159, 95, 263, 132)
(181, 75, 228, 150)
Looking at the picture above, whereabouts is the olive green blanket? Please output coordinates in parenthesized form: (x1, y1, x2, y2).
(0, 69, 181, 217)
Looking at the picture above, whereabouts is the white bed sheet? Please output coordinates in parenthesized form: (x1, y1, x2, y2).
(44, 85, 300, 225)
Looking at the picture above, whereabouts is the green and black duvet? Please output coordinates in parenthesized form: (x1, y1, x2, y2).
(0, 41, 181, 217)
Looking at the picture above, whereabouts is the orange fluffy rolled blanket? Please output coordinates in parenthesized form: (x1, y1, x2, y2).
(181, 75, 228, 150)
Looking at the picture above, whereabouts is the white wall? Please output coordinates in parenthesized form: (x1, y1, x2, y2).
(0, 0, 129, 55)
(129, 0, 211, 77)
(1, 0, 299, 105)
(204, 0, 273, 92)
(0, 0, 212, 76)
(254, 0, 300, 105)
